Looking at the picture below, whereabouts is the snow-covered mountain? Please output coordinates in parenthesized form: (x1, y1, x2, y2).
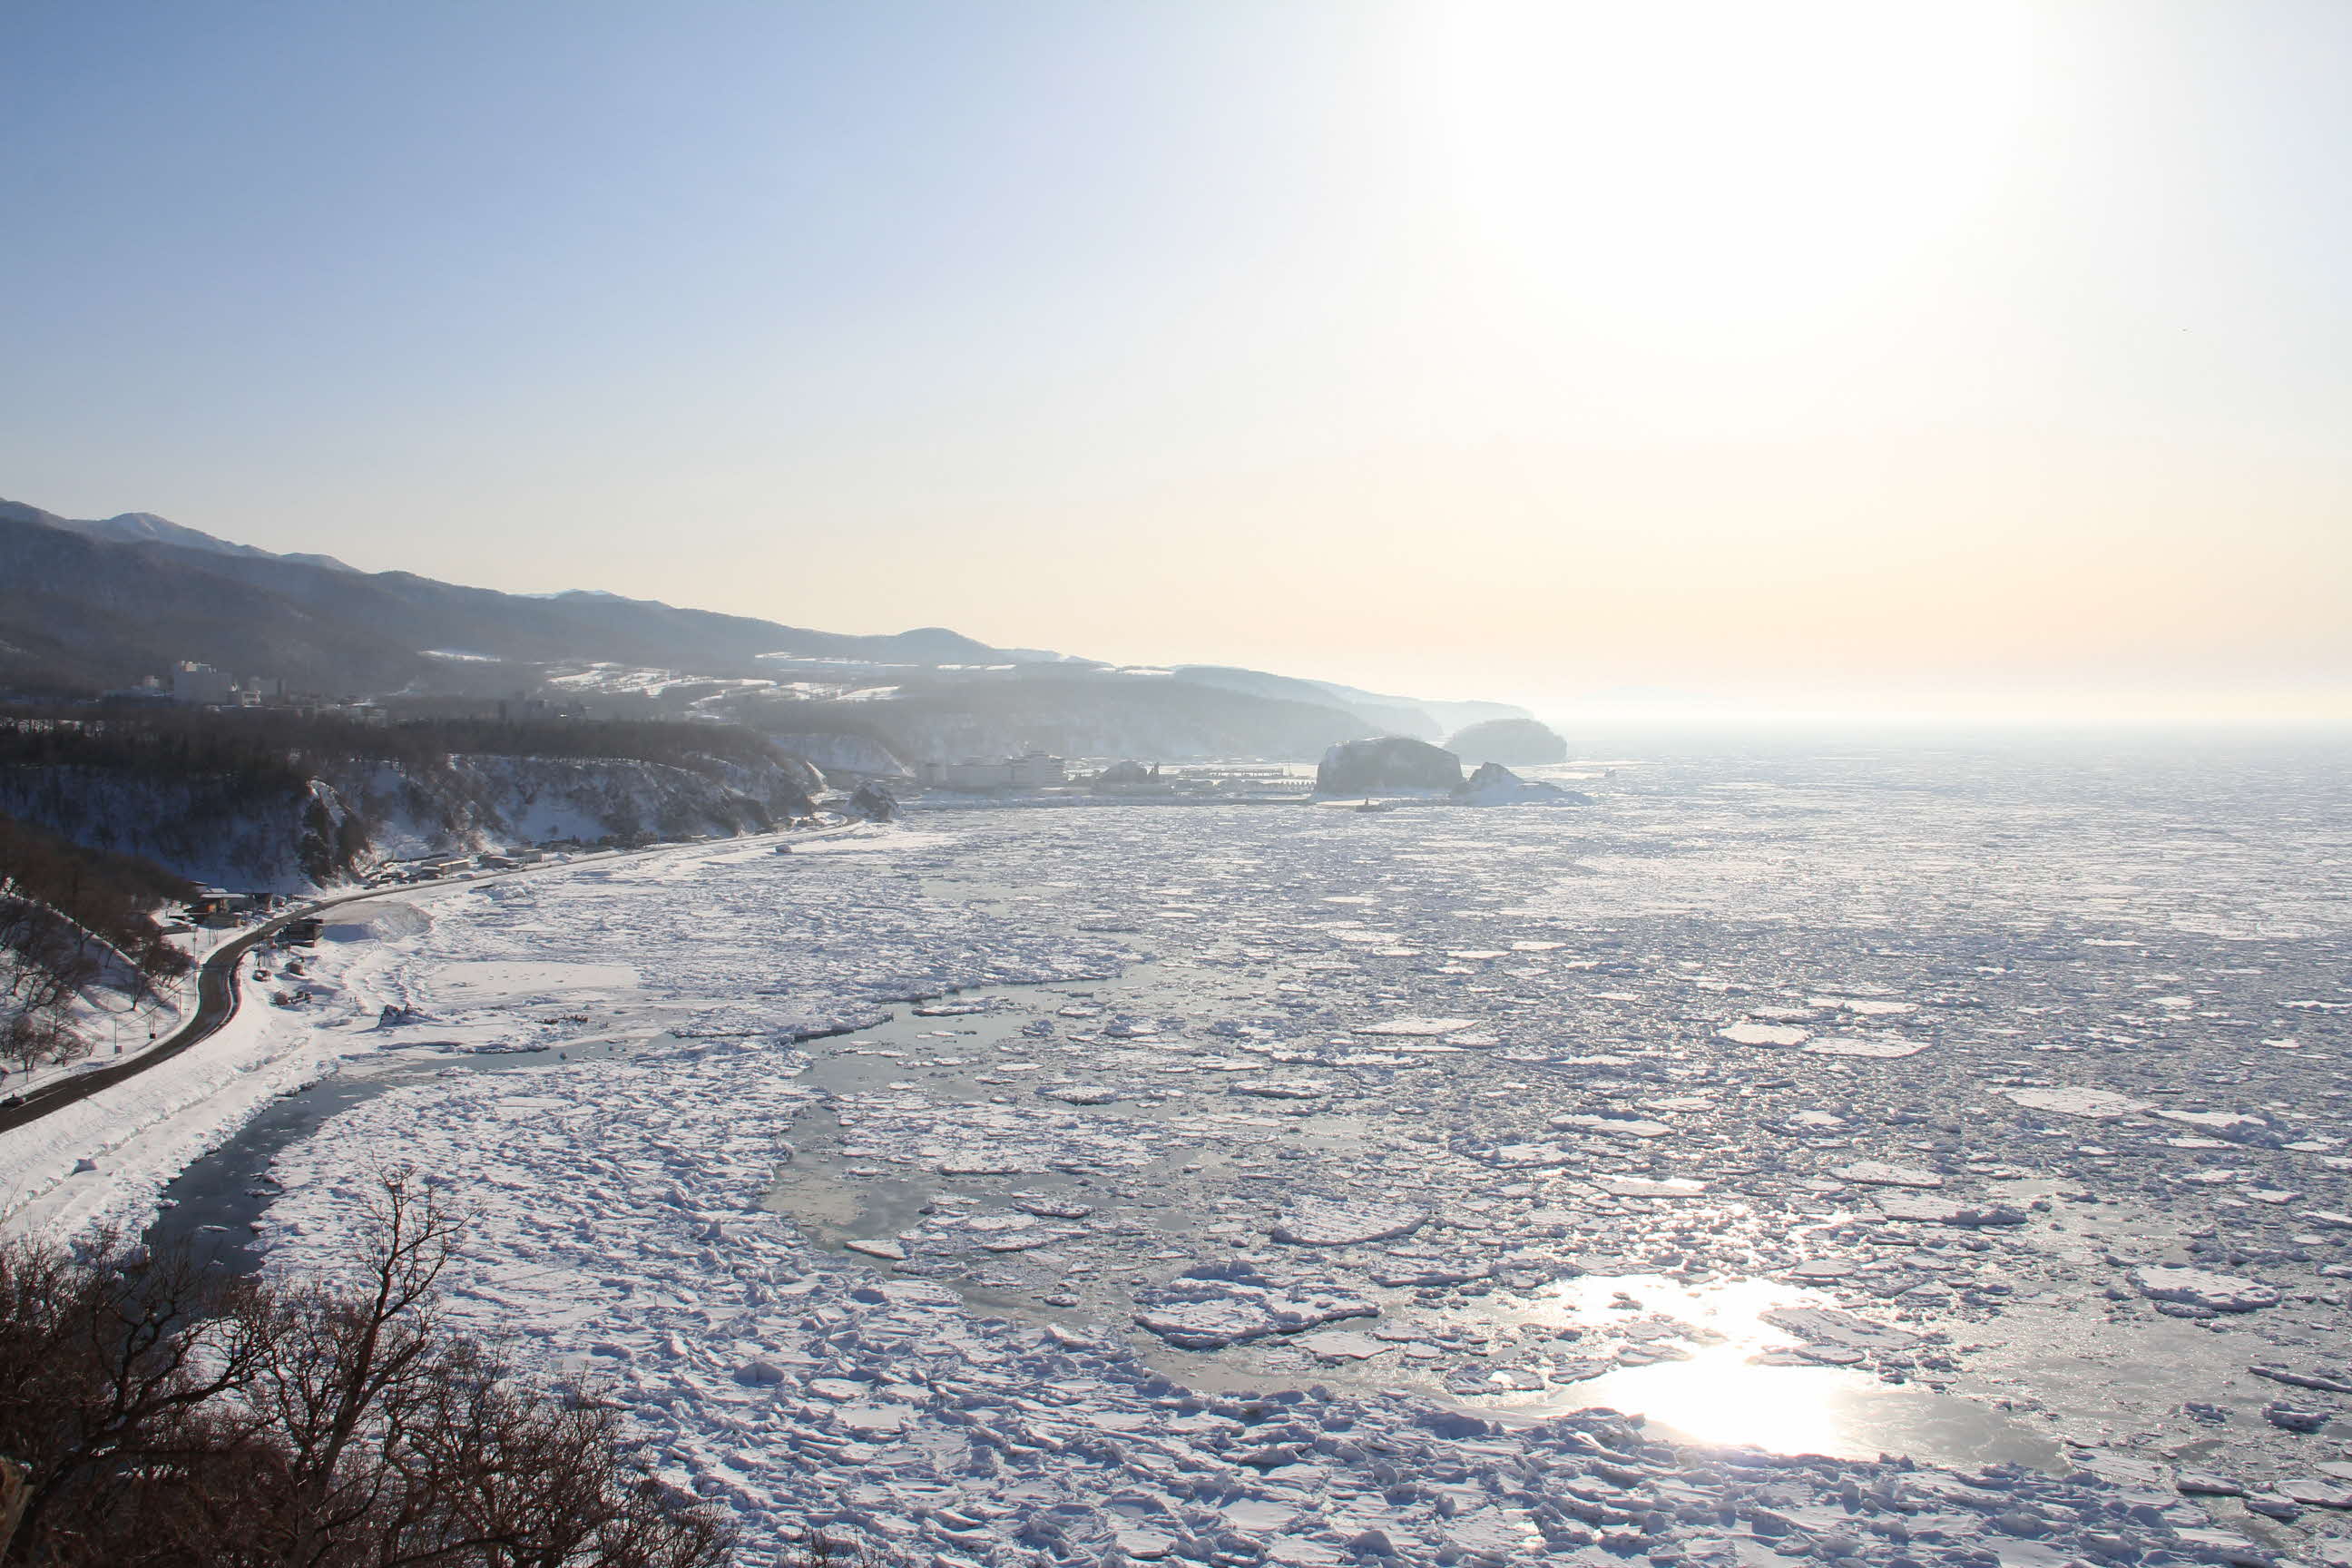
(0, 499, 357, 571)
(0, 490, 1542, 766)
(0, 497, 1006, 699)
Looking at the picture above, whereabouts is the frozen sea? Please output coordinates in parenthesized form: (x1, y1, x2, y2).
(148, 730, 2352, 1566)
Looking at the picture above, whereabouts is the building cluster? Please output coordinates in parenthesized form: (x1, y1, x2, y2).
(103, 662, 390, 723)
(907, 753, 1313, 799)
(110, 663, 597, 727)
(1080, 761, 1308, 797)
(368, 848, 548, 886)
(185, 887, 288, 928)
(917, 751, 1069, 791)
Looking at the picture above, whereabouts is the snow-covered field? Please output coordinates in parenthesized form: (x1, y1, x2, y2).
(0, 906, 420, 1235)
(17, 735, 2352, 1567)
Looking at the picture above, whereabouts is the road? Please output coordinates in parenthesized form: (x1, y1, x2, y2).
(0, 823, 863, 1137)
(0, 887, 383, 1136)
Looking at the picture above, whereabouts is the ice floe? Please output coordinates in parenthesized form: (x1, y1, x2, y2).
(2131, 1266, 2282, 1314)
(1718, 1022, 1810, 1046)
(72, 743, 2352, 1567)
(1132, 1261, 1377, 1348)
(1269, 1195, 1427, 1246)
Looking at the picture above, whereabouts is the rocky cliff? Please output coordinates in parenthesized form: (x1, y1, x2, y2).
(0, 750, 820, 891)
(1314, 737, 1464, 796)
(1453, 761, 1591, 807)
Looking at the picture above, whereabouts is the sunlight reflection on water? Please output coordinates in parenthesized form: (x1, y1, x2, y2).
(1485, 1274, 2059, 1468)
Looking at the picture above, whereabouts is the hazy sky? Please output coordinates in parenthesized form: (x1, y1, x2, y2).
(6, 2, 2349, 719)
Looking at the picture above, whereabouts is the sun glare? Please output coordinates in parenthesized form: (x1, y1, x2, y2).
(1509, 1273, 1880, 1459)
(1412, 0, 2039, 332)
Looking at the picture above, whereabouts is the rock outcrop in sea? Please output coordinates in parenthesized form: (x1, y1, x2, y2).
(1315, 736, 1462, 796)
(1453, 760, 1591, 806)
(848, 780, 899, 821)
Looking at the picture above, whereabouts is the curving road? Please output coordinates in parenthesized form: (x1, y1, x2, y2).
(0, 821, 874, 1139)
(0, 887, 382, 1137)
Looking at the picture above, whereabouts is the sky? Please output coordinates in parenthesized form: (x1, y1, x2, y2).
(5, 1, 2350, 721)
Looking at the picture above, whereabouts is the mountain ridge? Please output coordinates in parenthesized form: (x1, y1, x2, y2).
(0, 499, 1004, 697)
(0, 493, 1537, 760)
(0, 498, 358, 573)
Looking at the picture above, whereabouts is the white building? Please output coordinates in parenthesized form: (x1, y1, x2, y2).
(922, 752, 1067, 791)
(171, 662, 236, 705)
(1007, 751, 1066, 788)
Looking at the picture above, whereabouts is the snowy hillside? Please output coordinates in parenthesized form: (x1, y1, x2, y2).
(0, 497, 356, 571)
(730, 670, 1384, 767)
(0, 764, 331, 890)
(0, 896, 185, 1084)
(0, 750, 822, 891)
(760, 731, 914, 778)
(319, 752, 822, 867)
(0, 496, 1010, 698)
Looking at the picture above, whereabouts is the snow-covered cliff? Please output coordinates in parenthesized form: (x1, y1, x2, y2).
(760, 731, 913, 779)
(0, 750, 821, 891)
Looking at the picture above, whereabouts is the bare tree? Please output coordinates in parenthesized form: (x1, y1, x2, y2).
(0, 1171, 735, 1568)
(0, 1230, 271, 1563)
(252, 1170, 464, 1566)
(0, 887, 103, 1074)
